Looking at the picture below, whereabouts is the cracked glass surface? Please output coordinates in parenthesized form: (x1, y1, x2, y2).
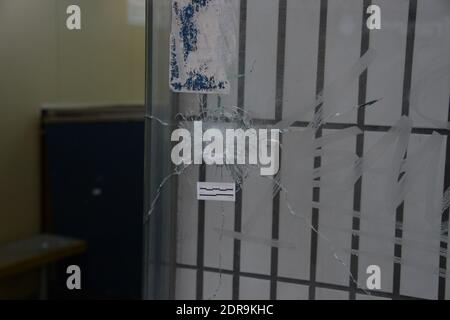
(144, 0, 450, 300)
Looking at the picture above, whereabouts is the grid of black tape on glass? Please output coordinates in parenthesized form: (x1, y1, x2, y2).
(150, 0, 450, 300)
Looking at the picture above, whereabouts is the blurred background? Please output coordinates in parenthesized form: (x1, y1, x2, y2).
(0, 0, 146, 299)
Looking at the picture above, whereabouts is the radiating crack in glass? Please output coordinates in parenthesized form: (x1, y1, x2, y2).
(144, 163, 191, 223)
(144, 95, 384, 296)
(145, 89, 450, 297)
(144, 44, 450, 297)
(266, 172, 372, 297)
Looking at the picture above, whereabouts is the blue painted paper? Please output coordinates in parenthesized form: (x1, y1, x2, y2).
(170, 0, 236, 94)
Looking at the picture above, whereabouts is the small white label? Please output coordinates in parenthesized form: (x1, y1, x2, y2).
(197, 182, 236, 202)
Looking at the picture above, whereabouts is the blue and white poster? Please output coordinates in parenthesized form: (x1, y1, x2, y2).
(170, 0, 237, 94)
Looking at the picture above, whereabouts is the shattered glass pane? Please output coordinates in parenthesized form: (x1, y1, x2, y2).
(145, 0, 450, 300)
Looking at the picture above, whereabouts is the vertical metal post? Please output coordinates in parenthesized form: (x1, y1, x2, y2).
(143, 0, 179, 300)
